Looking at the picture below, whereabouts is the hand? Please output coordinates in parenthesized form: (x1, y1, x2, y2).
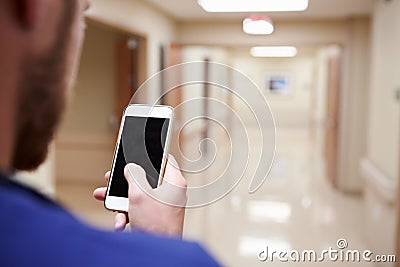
(93, 172, 128, 232)
(124, 156, 187, 237)
(93, 156, 187, 237)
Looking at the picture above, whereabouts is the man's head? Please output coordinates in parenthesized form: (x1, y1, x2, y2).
(0, 0, 90, 171)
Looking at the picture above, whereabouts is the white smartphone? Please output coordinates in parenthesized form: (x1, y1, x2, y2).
(104, 104, 174, 212)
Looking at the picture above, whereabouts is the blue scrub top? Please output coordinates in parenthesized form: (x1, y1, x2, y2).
(0, 175, 221, 267)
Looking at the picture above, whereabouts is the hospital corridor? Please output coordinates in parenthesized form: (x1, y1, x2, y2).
(15, 0, 400, 266)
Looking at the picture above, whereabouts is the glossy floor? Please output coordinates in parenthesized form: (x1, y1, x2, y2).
(57, 124, 373, 267)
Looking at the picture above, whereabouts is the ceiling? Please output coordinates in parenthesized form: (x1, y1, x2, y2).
(143, 0, 375, 22)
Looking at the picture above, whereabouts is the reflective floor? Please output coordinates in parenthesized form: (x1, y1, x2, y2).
(183, 122, 373, 266)
(57, 123, 373, 266)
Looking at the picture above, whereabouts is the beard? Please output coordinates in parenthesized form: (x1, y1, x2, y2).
(12, 2, 76, 171)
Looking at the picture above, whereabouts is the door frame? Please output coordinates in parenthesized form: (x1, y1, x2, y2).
(85, 16, 147, 90)
(86, 16, 148, 133)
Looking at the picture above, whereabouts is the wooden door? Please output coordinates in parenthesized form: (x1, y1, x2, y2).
(325, 51, 341, 187)
(115, 36, 147, 124)
(165, 43, 183, 162)
(165, 43, 183, 110)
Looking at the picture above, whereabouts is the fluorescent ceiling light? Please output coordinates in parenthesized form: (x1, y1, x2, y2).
(198, 0, 309, 13)
(250, 46, 298, 58)
(243, 15, 274, 35)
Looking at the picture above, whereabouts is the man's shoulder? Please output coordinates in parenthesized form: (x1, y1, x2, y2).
(0, 177, 221, 267)
(113, 231, 221, 266)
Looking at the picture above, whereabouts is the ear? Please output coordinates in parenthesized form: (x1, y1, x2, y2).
(14, 0, 43, 30)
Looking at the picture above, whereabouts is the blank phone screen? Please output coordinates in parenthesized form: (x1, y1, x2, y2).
(109, 116, 170, 198)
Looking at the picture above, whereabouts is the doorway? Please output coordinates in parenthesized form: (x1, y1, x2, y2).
(54, 19, 147, 227)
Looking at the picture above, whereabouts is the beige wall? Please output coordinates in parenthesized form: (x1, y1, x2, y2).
(87, 0, 177, 102)
(367, 0, 400, 182)
(60, 24, 119, 133)
(56, 24, 121, 183)
(337, 18, 371, 192)
(314, 46, 337, 124)
(181, 46, 231, 136)
(361, 0, 400, 262)
(230, 49, 315, 127)
(177, 20, 350, 47)
(180, 46, 315, 127)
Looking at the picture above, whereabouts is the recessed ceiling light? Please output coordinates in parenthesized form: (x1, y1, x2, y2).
(250, 46, 298, 58)
(243, 15, 274, 35)
(198, 0, 309, 13)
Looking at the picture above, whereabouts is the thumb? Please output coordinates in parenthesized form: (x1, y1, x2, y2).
(124, 163, 152, 197)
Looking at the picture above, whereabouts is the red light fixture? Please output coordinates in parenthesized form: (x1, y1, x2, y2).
(243, 15, 274, 35)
